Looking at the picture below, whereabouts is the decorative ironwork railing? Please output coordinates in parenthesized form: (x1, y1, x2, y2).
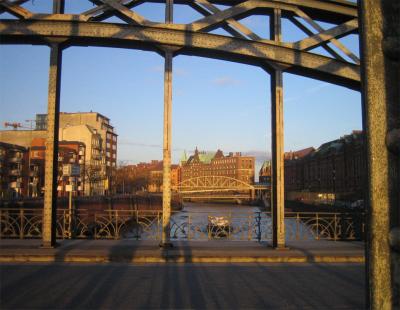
(0, 209, 364, 242)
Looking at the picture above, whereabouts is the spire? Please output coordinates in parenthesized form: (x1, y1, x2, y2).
(180, 150, 188, 164)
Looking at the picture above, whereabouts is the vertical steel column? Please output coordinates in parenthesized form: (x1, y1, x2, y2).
(42, 45, 62, 246)
(270, 8, 285, 249)
(161, 0, 174, 247)
(359, 0, 399, 308)
(42, 0, 64, 248)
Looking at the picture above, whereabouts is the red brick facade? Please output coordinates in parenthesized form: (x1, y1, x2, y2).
(284, 131, 366, 201)
(181, 149, 255, 184)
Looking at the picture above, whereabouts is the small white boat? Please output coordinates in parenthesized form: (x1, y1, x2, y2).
(208, 216, 231, 237)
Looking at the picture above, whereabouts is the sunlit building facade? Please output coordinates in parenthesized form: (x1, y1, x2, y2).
(180, 148, 255, 184)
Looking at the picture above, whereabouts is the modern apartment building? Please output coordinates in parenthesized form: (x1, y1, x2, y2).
(60, 125, 104, 195)
(0, 111, 117, 196)
(29, 138, 87, 197)
(38, 112, 118, 194)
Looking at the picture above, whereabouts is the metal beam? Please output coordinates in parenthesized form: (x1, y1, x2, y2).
(189, 2, 248, 39)
(0, 0, 30, 15)
(270, 8, 285, 249)
(194, 0, 262, 40)
(99, 0, 149, 25)
(42, 0, 64, 248)
(0, 0, 32, 19)
(295, 8, 360, 64)
(0, 20, 360, 89)
(289, 16, 346, 62)
(161, 0, 174, 247)
(293, 18, 358, 51)
(359, 0, 399, 308)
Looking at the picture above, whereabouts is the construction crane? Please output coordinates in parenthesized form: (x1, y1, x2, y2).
(3, 122, 31, 130)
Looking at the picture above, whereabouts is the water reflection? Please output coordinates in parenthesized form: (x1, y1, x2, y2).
(170, 202, 271, 241)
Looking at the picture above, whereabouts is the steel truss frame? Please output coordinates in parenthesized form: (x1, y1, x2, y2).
(0, 0, 360, 88)
(1, 1, 399, 307)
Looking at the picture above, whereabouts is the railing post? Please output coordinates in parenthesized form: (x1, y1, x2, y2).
(334, 213, 338, 241)
(316, 213, 319, 240)
(296, 213, 300, 240)
(187, 215, 191, 241)
(248, 215, 252, 241)
(94, 213, 97, 240)
(19, 209, 24, 239)
(208, 216, 211, 240)
(228, 212, 232, 240)
(0, 210, 2, 239)
(115, 210, 118, 240)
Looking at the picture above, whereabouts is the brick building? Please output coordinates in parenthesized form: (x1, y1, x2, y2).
(115, 161, 160, 194)
(148, 162, 180, 193)
(180, 148, 255, 184)
(115, 160, 181, 194)
(284, 131, 366, 202)
(0, 142, 29, 198)
(259, 160, 272, 184)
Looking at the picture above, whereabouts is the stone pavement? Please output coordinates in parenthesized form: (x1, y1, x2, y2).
(0, 239, 365, 264)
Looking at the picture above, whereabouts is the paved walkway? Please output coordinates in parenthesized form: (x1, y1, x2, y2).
(1, 263, 366, 309)
(0, 239, 365, 263)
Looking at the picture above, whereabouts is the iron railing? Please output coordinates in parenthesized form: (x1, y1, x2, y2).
(0, 209, 364, 241)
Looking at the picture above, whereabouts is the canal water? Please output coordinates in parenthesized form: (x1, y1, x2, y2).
(180, 202, 263, 214)
(168, 202, 271, 241)
(125, 202, 327, 241)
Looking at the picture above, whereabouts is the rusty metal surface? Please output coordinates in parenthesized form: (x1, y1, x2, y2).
(42, 43, 62, 248)
(359, 0, 400, 308)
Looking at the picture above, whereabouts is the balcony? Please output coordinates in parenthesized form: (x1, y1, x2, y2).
(29, 170, 39, 177)
(9, 169, 22, 176)
(92, 154, 102, 161)
(10, 181, 21, 189)
(8, 156, 23, 163)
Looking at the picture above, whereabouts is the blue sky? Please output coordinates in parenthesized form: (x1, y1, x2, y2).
(0, 1, 362, 167)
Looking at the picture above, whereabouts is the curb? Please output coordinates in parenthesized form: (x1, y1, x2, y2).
(0, 255, 365, 264)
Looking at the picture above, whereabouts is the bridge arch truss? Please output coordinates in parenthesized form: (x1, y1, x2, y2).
(175, 176, 255, 194)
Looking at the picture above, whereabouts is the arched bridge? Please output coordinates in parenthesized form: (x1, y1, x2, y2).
(173, 176, 269, 201)
(174, 176, 256, 194)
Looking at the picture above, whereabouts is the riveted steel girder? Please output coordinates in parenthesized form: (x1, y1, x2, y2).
(0, 20, 360, 89)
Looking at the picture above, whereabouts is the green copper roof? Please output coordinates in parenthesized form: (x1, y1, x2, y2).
(198, 152, 215, 164)
(180, 150, 188, 163)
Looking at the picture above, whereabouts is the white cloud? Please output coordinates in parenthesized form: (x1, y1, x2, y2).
(285, 83, 330, 103)
(212, 76, 242, 86)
